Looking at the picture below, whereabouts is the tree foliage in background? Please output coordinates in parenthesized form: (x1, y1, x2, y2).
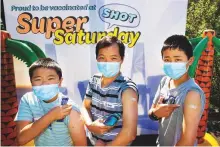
(186, 0, 220, 38)
(186, 0, 220, 112)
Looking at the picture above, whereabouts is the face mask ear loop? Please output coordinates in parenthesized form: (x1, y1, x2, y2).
(179, 62, 190, 78)
(58, 81, 61, 87)
(186, 56, 194, 70)
(186, 61, 191, 72)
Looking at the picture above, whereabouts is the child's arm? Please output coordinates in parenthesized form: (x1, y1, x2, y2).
(106, 88, 138, 146)
(68, 110, 87, 146)
(175, 91, 202, 146)
(149, 97, 180, 119)
(148, 79, 179, 119)
(16, 105, 72, 145)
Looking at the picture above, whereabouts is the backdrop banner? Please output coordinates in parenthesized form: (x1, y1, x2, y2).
(3, 0, 188, 135)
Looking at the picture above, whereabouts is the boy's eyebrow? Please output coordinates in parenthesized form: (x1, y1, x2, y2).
(32, 76, 41, 79)
(47, 75, 56, 77)
(173, 55, 182, 58)
(110, 55, 119, 57)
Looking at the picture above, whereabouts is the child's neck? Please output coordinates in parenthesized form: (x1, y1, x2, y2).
(170, 73, 190, 89)
(43, 94, 58, 103)
(101, 72, 120, 88)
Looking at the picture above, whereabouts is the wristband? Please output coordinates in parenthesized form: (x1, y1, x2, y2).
(149, 111, 160, 121)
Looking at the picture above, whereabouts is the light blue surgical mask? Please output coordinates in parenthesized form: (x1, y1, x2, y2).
(33, 84, 59, 101)
(163, 62, 189, 80)
(97, 62, 120, 78)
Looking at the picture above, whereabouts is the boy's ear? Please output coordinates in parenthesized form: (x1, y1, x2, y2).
(119, 57, 124, 68)
(188, 57, 194, 66)
(121, 57, 124, 64)
(59, 78, 63, 87)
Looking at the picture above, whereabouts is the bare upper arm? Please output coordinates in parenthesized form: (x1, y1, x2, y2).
(68, 110, 87, 145)
(184, 91, 202, 121)
(121, 88, 138, 129)
(68, 110, 84, 130)
(182, 91, 202, 143)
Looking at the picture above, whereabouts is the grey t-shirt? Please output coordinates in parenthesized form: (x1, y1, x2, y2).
(153, 76, 205, 146)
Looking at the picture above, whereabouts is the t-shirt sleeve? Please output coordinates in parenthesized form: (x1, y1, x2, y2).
(14, 94, 33, 122)
(64, 102, 81, 125)
(153, 76, 167, 104)
(85, 77, 93, 99)
(119, 81, 139, 101)
(153, 84, 161, 104)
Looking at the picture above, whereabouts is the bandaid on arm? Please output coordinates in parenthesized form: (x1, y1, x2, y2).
(131, 97, 137, 102)
(187, 104, 198, 109)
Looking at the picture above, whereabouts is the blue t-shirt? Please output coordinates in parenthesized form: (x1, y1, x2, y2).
(14, 92, 80, 146)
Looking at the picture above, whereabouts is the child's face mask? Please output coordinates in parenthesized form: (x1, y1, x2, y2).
(33, 84, 59, 101)
(97, 62, 120, 78)
(163, 62, 189, 80)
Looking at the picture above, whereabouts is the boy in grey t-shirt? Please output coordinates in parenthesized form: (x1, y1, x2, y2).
(148, 35, 205, 146)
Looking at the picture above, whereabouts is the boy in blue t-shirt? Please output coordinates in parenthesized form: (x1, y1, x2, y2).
(15, 58, 87, 146)
(148, 35, 205, 146)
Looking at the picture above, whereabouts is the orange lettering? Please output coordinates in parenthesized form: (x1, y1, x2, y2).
(16, 12, 32, 34)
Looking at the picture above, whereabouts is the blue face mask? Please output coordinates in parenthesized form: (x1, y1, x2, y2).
(97, 62, 120, 78)
(163, 62, 188, 80)
(33, 84, 59, 101)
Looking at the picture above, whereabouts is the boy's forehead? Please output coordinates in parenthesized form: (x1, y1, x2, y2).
(163, 48, 187, 57)
(32, 67, 58, 77)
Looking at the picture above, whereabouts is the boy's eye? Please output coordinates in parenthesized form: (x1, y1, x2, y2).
(175, 59, 182, 62)
(48, 78, 55, 80)
(34, 79, 41, 81)
(98, 57, 104, 60)
(164, 59, 169, 62)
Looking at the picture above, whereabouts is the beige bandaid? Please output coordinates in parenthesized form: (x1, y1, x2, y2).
(188, 104, 197, 109)
(131, 97, 137, 102)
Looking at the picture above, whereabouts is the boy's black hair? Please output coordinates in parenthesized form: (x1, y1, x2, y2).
(96, 36, 125, 59)
(29, 58, 62, 79)
(161, 35, 193, 59)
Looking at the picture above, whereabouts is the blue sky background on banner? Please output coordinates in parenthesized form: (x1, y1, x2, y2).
(3, 0, 188, 135)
